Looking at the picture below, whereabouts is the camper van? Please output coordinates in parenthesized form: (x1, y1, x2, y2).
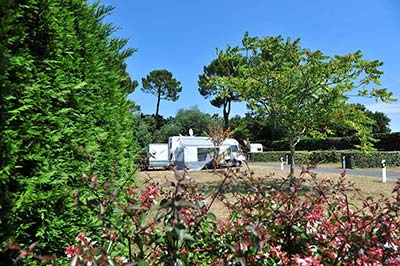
(168, 136, 245, 170)
(250, 143, 263, 153)
(144, 143, 169, 170)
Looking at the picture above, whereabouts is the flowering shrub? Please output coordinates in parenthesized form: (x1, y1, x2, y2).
(140, 184, 160, 210)
(58, 162, 400, 265)
(7, 160, 400, 265)
(6, 128, 400, 265)
(214, 172, 400, 265)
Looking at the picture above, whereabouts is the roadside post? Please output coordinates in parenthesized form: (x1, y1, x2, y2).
(342, 156, 346, 170)
(381, 159, 387, 183)
(280, 157, 284, 170)
(285, 155, 289, 165)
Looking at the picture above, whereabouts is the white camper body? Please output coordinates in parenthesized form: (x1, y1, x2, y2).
(145, 143, 169, 170)
(250, 143, 263, 153)
(168, 136, 246, 170)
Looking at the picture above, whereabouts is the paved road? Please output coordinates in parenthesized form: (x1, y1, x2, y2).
(249, 162, 400, 180)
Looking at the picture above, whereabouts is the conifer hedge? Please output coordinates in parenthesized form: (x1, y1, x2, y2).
(0, 0, 138, 263)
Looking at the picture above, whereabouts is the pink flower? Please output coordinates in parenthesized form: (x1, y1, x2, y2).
(140, 185, 160, 210)
(367, 247, 383, 261)
(114, 256, 128, 263)
(76, 232, 91, 245)
(64, 245, 82, 258)
(341, 169, 346, 177)
(292, 255, 321, 266)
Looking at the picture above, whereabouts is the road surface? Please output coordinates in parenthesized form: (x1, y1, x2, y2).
(249, 162, 400, 180)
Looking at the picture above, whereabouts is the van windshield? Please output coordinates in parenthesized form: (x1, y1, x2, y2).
(230, 145, 238, 152)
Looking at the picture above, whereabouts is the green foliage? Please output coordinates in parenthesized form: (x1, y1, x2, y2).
(249, 151, 311, 164)
(0, 0, 138, 262)
(132, 113, 153, 148)
(153, 106, 223, 142)
(209, 33, 395, 180)
(269, 137, 357, 151)
(230, 113, 285, 143)
(249, 150, 400, 168)
(198, 47, 245, 128)
(376, 132, 400, 151)
(329, 103, 391, 136)
(266, 134, 400, 152)
(8, 130, 400, 264)
(370, 110, 391, 134)
(340, 150, 400, 168)
(141, 69, 182, 119)
(52, 163, 400, 265)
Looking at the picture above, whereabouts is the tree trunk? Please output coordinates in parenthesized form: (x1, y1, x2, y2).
(155, 91, 161, 118)
(155, 91, 161, 129)
(223, 99, 231, 129)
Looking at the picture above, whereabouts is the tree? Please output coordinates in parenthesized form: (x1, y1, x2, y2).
(153, 106, 222, 142)
(0, 0, 138, 262)
(230, 113, 285, 143)
(210, 33, 395, 184)
(369, 110, 391, 134)
(198, 47, 245, 128)
(141, 69, 182, 123)
(330, 103, 392, 136)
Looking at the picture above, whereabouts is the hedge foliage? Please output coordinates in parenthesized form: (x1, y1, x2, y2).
(266, 137, 356, 151)
(249, 150, 400, 168)
(0, 0, 138, 263)
(264, 132, 400, 152)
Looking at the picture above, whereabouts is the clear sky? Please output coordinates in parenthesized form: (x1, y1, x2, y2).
(98, 0, 400, 132)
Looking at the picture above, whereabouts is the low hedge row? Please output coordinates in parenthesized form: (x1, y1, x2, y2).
(249, 150, 400, 168)
(265, 138, 357, 151)
(261, 133, 400, 151)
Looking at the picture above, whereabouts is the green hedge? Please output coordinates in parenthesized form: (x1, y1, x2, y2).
(248, 151, 317, 165)
(262, 133, 400, 152)
(265, 137, 357, 151)
(249, 150, 400, 168)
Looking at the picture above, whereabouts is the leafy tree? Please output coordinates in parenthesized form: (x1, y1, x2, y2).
(198, 47, 245, 128)
(229, 115, 253, 143)
(368, 109, 391, 134)
(132, 113, 153, 148)
(210, 33, 395, 183)
(330, 103, 392, 136)
(141, 69, 182, 124)
(0, 0, 138, 263)
(230, 113, 285, 144)
(153, 106, 222, 142)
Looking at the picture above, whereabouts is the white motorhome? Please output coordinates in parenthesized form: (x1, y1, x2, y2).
(168, 136, 245, 170)
(144, 143, 169, 170)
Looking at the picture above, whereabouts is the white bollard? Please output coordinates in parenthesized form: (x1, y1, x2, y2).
(342, 156, 346, 170)
(280, 157, 284, 170)
(381, 159, 387, 183)
(285, 155, 289, 165)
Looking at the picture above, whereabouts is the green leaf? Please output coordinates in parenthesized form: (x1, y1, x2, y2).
(138, 260, 149, 266)
(207, 212, 217, 221)
(139, 212, 147, 228)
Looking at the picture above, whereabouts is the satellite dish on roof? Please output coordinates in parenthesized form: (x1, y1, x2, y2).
(189, 128, 194, 136)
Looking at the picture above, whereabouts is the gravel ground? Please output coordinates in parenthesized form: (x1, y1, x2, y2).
(137, 163, 399, 219)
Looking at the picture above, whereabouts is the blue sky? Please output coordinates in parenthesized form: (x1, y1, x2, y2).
(99, 0, 400, 132)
